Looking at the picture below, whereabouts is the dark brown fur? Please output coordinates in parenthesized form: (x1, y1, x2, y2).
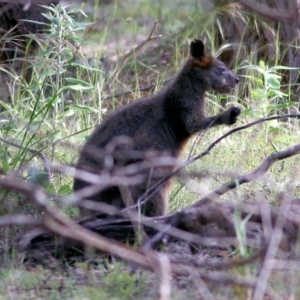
(73, 39, 241, 217)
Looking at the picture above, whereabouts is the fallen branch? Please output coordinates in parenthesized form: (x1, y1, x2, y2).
(0, 175, 278, 299)
(0, 172, 296, 299)
(0, 176, 154, 269)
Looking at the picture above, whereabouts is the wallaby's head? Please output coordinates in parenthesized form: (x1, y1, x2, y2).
(189, 38, 239, 94)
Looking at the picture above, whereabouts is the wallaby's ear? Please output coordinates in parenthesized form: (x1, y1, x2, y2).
(190, 38, 206, 59)
(190, 37, 213, 67)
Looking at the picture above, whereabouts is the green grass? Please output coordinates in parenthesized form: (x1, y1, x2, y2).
(0, 0, 300, 299)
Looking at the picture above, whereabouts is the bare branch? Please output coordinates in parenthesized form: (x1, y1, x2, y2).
(0, 176, 293, 300)
(253, 194, 292, 300)
(122, 20, 161, 62)
(159, 254, 172, 300)
(0, 176, 154, 270)
(189, 267, 214, 300)
(171, 265, 280, 300)
(104, 20, 161, 89)
(192, 143, 300, 207)
(0, 215, 42, 227)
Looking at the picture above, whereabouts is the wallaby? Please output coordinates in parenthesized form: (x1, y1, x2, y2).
(73, 39, 241, 217)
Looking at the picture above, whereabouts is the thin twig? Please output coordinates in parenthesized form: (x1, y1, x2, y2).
(173, 250, 264, 271)
(253, 194, 292, 300)
(104, 20, 161, 89)
(192, 143, 300, 207)
(0, 136, 52, 181)
(189, 267, 215, 300)
(122, 20, 161, 62)
(171, 265, 281, 300)
(159, 254, 172, 300)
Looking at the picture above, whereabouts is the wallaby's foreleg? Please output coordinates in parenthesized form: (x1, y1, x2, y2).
(186, 106, 241, 134)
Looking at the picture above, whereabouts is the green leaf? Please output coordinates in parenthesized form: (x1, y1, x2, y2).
(259, 60, 265, 69)
(20, 19, 47, 26)
(59, 184, 72, 195)
(270, 102, 296, 109)
(270, 65, 299, 70)
(69, 104, 98, 113)
(267, 77, 280, 89)
(68, 37, 87, 44)
(26, 167, 50, 187)
(240, 108, 253, 116)
(66, 85, 93, 91)
(50, 17, 61, 26)
(38, 47, 55, 57)
(0, 100, 11, 110)
(265, 73, 282, 79)
(39, 5, 57, 13)
(68, 8, 88, 17)
(47, 97, 62, 104)
(70, 62, 103, 72)
(52, 130, 62, 142)
(251, 88, 265, 98)
(65, 78, 92, 86)
(1, 151, 11, 172)
(268, 90, 288, 98)
(247, 65, 265, 74)
(60, 109, 75, 118)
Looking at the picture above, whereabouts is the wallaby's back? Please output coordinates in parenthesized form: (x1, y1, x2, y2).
(74, 39, 240, 217)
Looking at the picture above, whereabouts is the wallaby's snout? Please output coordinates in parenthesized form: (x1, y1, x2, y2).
(230, 73, 239, 87)
(215, 66, 239, 94)
(210, 67, 239, 94)
(225, 69, 239, 88)
(222, 65, 239, 86)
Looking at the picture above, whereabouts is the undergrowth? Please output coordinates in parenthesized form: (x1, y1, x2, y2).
(0, 0, 299, 299)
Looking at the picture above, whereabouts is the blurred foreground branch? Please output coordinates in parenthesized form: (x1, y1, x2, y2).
(0, 116, 300, 299)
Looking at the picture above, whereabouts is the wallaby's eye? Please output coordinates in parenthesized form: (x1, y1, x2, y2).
(218, 67, 226, 73)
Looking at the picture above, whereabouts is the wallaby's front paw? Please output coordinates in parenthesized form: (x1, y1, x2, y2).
(222, 106, 241, 125)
